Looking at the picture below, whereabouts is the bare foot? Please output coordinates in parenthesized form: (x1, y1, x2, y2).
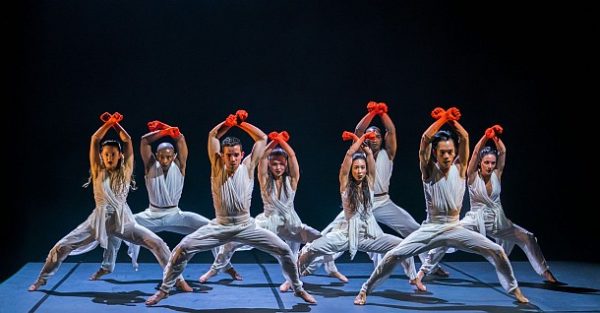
(543, 270, 558, 284)
(329, 271, 349, 283)
(511, 288, 529, 303)
(410, 277, 427, 292)
(28, 279, 46, 291)
(432, 266, 450, 277)
(89, 268, 110, 280)
(294, 290, 317, 303)
(279, 281, 291, 293)
(146, 290, 168, 305)
(353, 291, 367, 305)
(225, 267, 243, 281)
(199, 269, 217, 283)
(416, 269, 425, 281)
(175, 278, 193, 292)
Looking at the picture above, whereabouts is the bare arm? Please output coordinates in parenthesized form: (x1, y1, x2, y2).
(467, 134, 488, 185)
(419, 118, 447, 180)
(112, 122, 134, 172)
(493, 137, 506, 179)
(277, 138, 299, 190)
(448, 120, 469, 178)
(363, 144, 376, 187)
(339, 134, 368, 193)
(90, 120, 115, 178)
(237, 121, 267, 173)
(379, 112, 397, 159)
(207, 121, 233, 172)
(258, 139, 279, 188)
(354, 111, 378, 137)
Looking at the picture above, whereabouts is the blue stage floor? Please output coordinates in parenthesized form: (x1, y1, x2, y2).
(2, 261, 599, 312)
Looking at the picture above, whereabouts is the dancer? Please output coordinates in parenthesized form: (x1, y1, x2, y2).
(29, 112, 190, 292)
(199, 131, 342, 292)
(353, 107, 529, 305)
(90, 121, 240, 282)
(145, 110, 315, 305)
(302, 101, 448, 277)
(418, 124, 558, 283)
(297, 130, 423, 291)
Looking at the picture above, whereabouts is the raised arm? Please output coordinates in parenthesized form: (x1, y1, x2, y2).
(112, 121, 134, 172)
(356, 101, 397, 159)
(419, 109, 448, 180)
(90, 117, 116, 177)
(258, 138, 280, 187)
(362, 144, 376, 188)
(339, 132, 372, 193)
(237, 120, 267, 172)
(467, 134, 489, 185)
(448, 119, 469, 178)
(208, 118, 234, 172)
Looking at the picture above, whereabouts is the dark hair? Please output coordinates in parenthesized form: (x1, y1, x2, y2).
(101, 139, 122, 152)
(479, 146, 498, 163)
(266, 147, 290, 198)
(431, 130, 454, 150)
(346, 152, 372, 217)
(221, 136, 242, 152)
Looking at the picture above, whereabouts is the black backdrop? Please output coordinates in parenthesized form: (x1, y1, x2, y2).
(5, 1, 594, 282)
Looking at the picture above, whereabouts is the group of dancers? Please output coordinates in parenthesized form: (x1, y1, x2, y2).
(28, 103, 558, 306)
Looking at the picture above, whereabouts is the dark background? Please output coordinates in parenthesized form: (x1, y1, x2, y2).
(5, 1, 594, 282)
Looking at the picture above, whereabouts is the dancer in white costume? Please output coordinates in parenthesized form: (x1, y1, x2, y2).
(90, 121, 240, 283)
(199, 131, 342, 292)
(297, 130, 424, 291)
(29, 112, 190, 292)
(417, 124, 558, 283)
(302, 101, 448, 278)
(146, 110, 316, 305)
(353, 107, 529, 305)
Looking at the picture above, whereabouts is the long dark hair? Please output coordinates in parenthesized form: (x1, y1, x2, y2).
(345, 152, 372, 217)
(266, 147, 290, 198)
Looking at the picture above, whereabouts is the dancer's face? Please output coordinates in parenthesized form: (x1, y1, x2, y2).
(434, 140, 456, 170)
(351, 158, 367, 182)
(156, 148, 176, 171)
(101, 146, 122, 171)
(365, 130, 382, 152)
(222, 145, 244, 173)
(268, 155, 287, 178)
(479, 154, 497, 177)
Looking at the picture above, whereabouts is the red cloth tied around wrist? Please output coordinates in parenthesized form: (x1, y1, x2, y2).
(491, 124, 503, 135)
(431, 107, 446, 119)
(278, 131, 289, 142)
(268, 132, 279, 141)
(161, 127, 180, 139)
(99, 112, 123, 123)
(485, 124, 503, 139)
(224, 114, 237, 127)
(147, 120, 172, 132)
(377, 102, 388, 114)
(342, 131, 358, 141)
(268, 131, 290, 142)
(445, 107, 461, 121)
(235, 109, 248, 124)
(363, 132, 377, 140)
(367, 101, 378, 112)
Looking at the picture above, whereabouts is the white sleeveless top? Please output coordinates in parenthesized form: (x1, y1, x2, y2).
(261, 176, 302, 233)
(145, 161, 184, 208)
(341, 185, 382, 259)
(423, 164, 465, 223)
(211, 158, 254, 224)
(374, 149, 393, 194)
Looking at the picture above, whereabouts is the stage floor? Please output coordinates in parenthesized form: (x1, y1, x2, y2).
(2, 260, 599, 312)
